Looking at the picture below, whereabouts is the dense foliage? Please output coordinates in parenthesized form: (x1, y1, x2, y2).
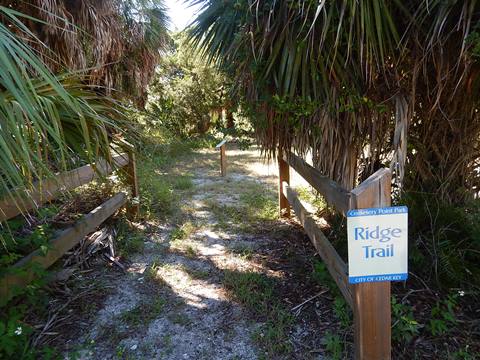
(188, 0, 480, 303)
(147, 33, 233, 137)
(0, 7, 126, 202)
(0, 2, 169, 356)
(189, 0, 480, 203)
(2, 0, 169, 106)
(0, 1, 169, 207)
(404, 193, 480, 289)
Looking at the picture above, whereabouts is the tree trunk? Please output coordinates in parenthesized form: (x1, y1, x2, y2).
(226, 110, 235, 129)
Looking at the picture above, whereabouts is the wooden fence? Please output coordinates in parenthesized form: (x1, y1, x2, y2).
(0, 144, 138, 303)
(278, 151, 391, 360)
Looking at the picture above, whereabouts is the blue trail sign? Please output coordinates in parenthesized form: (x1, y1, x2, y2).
(347, 206, 408, 284)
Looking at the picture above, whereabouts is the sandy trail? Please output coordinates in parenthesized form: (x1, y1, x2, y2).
(65, 146, 321, 360)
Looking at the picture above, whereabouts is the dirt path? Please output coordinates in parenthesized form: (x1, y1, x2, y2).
(64, 146, 340, 359)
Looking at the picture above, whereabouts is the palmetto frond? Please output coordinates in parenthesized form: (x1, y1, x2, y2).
(2, 0, 170, 106)
(189, 0, 480, 200)
(0, 6, 127, 208)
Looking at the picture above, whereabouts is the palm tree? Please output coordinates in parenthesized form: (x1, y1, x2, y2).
(0, 7, 120, 202)
(3, 0, 170, 107)
(189, 0, 480, 202)
(0, 1, 169, 212)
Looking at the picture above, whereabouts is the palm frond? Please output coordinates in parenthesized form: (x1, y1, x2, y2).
(0, 7, 127, 214)
(2, 0, 171, 106)
(189, 0, 480, 200)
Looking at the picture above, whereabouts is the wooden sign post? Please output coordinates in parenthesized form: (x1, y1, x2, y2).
(350, 169, 392, 359)
(278, 151, 393, 359)
(216, 139, 227, 177)
(278, 150, 290, 217)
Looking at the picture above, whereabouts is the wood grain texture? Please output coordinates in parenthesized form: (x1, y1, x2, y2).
(352, 281, 391, 360)
(283, 182, 352, 307)
(283, 152, 351, 214)
(118, 140, 140, 219)
(0, 192, 127, 303)
(278, 152, 291, 217)
(349, 168, 390, 210)
(350, 168, 392, 360)
(125, 151, 140, 218)
(0, 154, 129, 222)
(220, 144, 227, 177)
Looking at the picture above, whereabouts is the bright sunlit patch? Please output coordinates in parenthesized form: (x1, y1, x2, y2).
(198, 229, 220, 240)
(157, 265, 227, 309)
(165, 0, 202, 31)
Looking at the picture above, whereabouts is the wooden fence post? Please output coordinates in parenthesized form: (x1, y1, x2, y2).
(220, 144, 227, 177)
(278, 150, 290, 217)
(126, 150, 139, 218)
(215, 140, 227, 177)
(119, 140, 139, 219)
(350, 169, 392, 360)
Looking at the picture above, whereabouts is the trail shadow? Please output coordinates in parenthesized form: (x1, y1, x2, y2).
(60, 144, 353, 359)
(64, 244, 261, 359)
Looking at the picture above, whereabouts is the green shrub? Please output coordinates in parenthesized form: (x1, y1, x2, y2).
(0, 308, 33, 358)
(427, 295, 458, 336)
(0, 291, 54, 359)
(147, 33, 233, 138)
(172, 176, 193, 190)
(312, 260, 337, 291)
(115, 220, 145, 257)
(223, 270, 275, 314)
(0, 220, 54, 269)
(239, 187, 277, 222)
(322, 331, 343, 359)
(401, 192, 480, 290)
(391, 296, 421, 343)
(333, 297, 351, 329)
(169, 221, 196, 242)
(295, 186, 326, 210)
(135, 133, 211, 220)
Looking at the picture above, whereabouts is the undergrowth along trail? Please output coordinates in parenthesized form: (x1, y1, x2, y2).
(61, 141, 344, 360)
(10, 139, 477, 359)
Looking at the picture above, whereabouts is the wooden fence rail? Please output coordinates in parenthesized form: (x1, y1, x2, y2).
(0, 193, 127, 302)
(282, 152, 351, 214)
(282, 182, 352, 307)
(0, 148, 138, 303)
(279, 151, 391, 360)
(0, 153, 129, 222)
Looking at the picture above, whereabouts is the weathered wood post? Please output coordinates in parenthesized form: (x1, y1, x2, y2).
(119, 140, 139, 219)
(215, 139, 227, 177)
(350, 168, 392, 360)
(278, 149, 290, 217)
